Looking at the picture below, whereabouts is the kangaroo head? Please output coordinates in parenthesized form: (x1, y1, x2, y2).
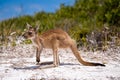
(23, 23, 39, 39)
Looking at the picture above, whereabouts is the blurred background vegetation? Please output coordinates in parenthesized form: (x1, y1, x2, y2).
(0, 0, 120, 50)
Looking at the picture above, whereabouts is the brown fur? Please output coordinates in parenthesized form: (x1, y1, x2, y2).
(23, 24, 105, 67)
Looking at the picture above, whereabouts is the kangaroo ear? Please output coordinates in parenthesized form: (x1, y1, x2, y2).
(26, 23, 32, 29)
(35, 26, 39, 31)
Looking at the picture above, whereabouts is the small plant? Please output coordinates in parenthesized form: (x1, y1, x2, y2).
(23, 39, 32, 44)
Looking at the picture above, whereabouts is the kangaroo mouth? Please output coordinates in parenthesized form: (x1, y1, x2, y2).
(22, 34, 28, 39)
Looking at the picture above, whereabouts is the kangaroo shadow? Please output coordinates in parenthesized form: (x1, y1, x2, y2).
(60, 63, 80, 66)
(13, 61, 80, 70)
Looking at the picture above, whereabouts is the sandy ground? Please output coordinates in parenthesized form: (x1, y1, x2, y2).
(0, 45, 120, 80)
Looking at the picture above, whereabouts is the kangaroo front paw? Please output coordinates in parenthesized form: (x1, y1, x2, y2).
(36, 59, 40, 65)
(36, 58, 40, 63)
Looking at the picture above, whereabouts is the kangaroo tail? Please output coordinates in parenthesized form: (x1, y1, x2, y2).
(70, 44, 105, 66)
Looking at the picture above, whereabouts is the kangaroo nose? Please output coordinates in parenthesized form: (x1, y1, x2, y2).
(22, 34, 27, 39)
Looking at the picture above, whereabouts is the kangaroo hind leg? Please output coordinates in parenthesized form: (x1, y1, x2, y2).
(52, 39, 60, 67)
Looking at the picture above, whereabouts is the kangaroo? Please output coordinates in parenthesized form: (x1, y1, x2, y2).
(23, 23, 105, 67)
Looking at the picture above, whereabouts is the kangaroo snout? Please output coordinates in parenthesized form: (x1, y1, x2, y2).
(22, 33, 28, 39)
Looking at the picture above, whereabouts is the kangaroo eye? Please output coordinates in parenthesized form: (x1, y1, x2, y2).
(28, 32, 32, 35)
